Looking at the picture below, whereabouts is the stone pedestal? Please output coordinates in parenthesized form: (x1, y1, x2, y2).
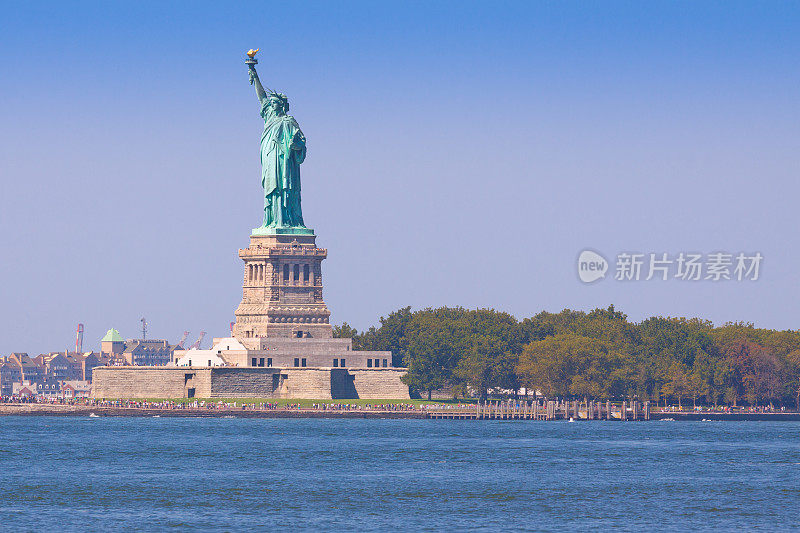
(233, 230, 332, 339)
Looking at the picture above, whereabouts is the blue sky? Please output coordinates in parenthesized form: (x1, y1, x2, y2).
(1, 1, 799, 354)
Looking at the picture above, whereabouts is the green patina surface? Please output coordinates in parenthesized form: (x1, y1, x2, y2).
(246, 53, 312, 235)
(251, 226, 314, 236)
(101, 328, 123, 343)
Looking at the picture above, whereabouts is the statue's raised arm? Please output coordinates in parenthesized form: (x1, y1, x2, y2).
(248, 65, 268, 107)
(245, 49, 269, 108)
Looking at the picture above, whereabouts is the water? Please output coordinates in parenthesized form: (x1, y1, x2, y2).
(1, 417, 799, 531)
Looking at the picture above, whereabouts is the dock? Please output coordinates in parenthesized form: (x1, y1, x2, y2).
(426, 399, 651, 420)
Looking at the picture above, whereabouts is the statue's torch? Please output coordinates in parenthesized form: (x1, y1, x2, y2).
(246, 49, 259, 85)
(245, 48, 259, 67)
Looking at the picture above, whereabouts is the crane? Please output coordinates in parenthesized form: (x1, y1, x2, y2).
(177, 331, 190, 348)
(188, 331, 206, 350)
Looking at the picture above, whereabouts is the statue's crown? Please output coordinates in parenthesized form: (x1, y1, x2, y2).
(269, 91, 288, 103)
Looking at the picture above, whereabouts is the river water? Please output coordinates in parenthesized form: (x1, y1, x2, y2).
(1, 417, 798, 531)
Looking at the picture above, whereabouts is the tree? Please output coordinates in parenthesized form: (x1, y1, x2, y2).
(342, 304, 800, 408)
(688, 371, 709, 408)
(454, 336, 518, 400)
(332, 322, 359, 340)
(691, 348, 717, 405)
(359, 306, 413, 367)
(785, 350, 800, 410)
(720, 337, 783, 407)
(635, 316, 718, 405)
(401, 308, 471, 399)
(517, 333, 628, 400)
(517, 335, 574, 398)
(401, 307, 519, 399)
(661, 362, 691, 409)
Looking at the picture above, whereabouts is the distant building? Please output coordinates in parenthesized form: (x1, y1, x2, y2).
(32, 352, 102, 381)
(46, 353, 83, 381)
(82, 352, 106, 381)
(100, 328, 177, 367)
(9, 353, 45, 384)
(32, 354, 53, 367)
(0, 363, 22, 396)
(61, 380, 90, 398)
(41, 378, 61, 398)
(175, 349, 227, 367)
(13, 381, 39, 397)
(100, 328, 125, 355)
(122, 339, 177, 366)
(66, 353, 95, 381)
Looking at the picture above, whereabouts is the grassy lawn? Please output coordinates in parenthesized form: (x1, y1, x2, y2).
(101, 398, 477, 407)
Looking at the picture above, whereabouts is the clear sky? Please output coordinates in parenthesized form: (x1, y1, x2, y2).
(1, 1, 798, 354)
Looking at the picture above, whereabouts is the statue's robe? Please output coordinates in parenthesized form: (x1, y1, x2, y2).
(260, 105, 306, 228)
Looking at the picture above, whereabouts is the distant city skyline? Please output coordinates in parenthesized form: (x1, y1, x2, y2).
(2, 1, 799, 355)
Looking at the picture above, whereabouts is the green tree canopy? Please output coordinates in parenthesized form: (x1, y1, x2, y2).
(335, 305, 800, 406)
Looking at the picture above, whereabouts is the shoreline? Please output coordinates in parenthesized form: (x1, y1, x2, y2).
(2, 404, 800, 420)
(0, 403, 427, 419)
(648, 411, 800, 421)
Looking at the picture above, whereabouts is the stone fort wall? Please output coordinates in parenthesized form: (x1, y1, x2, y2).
(349, 369, 412, 399)
(91, 367, 410, 399)
(91, 367, 212, 399)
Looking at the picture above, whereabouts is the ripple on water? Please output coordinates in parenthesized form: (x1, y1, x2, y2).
(0, 418, 799, 531)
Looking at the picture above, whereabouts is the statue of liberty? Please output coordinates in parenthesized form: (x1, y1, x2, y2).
(246, 50, 309, 233)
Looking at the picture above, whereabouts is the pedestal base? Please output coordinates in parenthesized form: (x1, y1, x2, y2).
(234, 231, 332, 340)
